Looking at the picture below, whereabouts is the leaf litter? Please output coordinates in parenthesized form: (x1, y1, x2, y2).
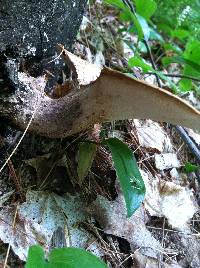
(0, 191, 103, 261)
(0, 1, 200, 267)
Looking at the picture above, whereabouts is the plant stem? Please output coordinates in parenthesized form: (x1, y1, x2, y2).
(147, 72, 200, 83)
(143, 39, 162, 88)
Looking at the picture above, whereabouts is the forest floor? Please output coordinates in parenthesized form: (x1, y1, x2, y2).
(0, 1, 200, 267)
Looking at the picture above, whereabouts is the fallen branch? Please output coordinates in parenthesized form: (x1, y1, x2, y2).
(175, 126, 200, 163)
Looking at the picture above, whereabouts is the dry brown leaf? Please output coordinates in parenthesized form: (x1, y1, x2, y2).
(141, 170, 197, 229)
(133, 251, 182, 268)
(133, 119, 173, 153)
(57, 46, 200, 136)
(2, 47, 200, 138)
(57, 44, 102, 86)
(0, 191, 101, 261)
(154, 153, 181, 170)
(88, 193, 162, 259)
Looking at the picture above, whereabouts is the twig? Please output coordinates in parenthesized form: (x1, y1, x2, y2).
(159, 218, 166, 268)
(143, 39, 162, 87)
(147, 72, 200, 83)
(3, 203, 19, 268)
(122, 0, 135, 13)
(47, 45, 64, 64)
(0, 92, 41, 174)
(7, 159, 25, 201)
(175, 126, 200, 164)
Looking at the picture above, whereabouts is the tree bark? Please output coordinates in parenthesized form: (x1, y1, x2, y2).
(0, 0, 87, 88)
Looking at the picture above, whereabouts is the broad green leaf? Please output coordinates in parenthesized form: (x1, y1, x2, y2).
(179, 78, 192, 92)
(157, 23, 172, 35)
(130, 12, 144, 40)
(26, 246, 107, 268)
(48, 247, 107, 268)
(77, 142, 97, 185)
(135, 13, 151, 40)
(182, 39, 200, 80)
(119, 10, 131, 22)
(171, 29, 190, 40)
(162, 56, 200, 73)
(128, 56, 153, 72)
(134, 0, 157, 20)
(104, 138, 145, 217)
(25, 245, 47, 268)
(104, 0, 125, 9)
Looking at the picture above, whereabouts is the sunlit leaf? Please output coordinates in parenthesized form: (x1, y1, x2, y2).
(134, 0, 157, 20)
(182, 39, 200, 80)
(128, 56, 153, 72)
(26, 246, 107, 268)
(135, 13, 151, 40)
(104, 0, 125, 9)
(179, 78, 192, 92)
(25, 245, 47, 268)
(171, 29, 190, 40)
(49, 247, 107, 268)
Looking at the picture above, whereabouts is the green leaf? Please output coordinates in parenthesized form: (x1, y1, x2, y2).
(77, 142, 97, 185)
(104, 0, 125, 9)
(128, 56, 153, 72)
(182, 39, 200, 80)
(26, 246, 107, 268)
(131, 13, 144, 40)
(48, 248, 107, 268)
(128, 56, 178, 92)
(179, 78, 192, 92)
(134, 0, 157, 20)
(135, 13, 151, 40)
(104, 138, 145, 217)
(184, 162, 199, 173)
(157, 23, 172, 35)
(25, 245, 47, 268)
(162, 56, 200, 73)
(171, 29, 190, 40)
